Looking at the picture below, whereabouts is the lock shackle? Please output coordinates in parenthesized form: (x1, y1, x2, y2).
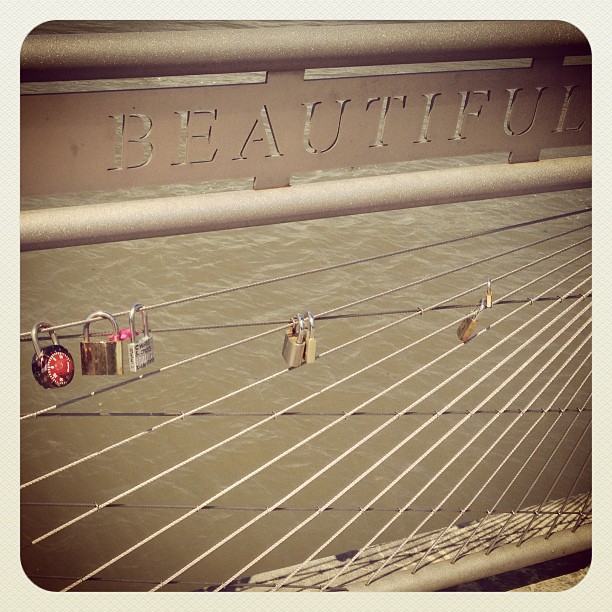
(306, 311, 315, 339)
(472, 298, 486, 319)
(129, 303, 149, 339)
(83, 311, 120, 342)
(295, 313, 306, 342)
(485, 278, 493, 308)
(31, 322, 59, 357)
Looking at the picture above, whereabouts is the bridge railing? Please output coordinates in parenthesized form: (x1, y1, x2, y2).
(20, 21, 591, 592)
(21, 21, 590, 250)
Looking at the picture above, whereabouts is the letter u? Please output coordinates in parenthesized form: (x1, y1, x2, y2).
(504, 87, 548, 136)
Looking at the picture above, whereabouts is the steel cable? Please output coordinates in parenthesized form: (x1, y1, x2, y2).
(26, 293, 590, 339)
(18, 209, 591, 339)
(449, 382, 593, 564)
(489, 419, 592, 551)
(267, 311, 592, 591)
(22, 259, 590, 501)
(31, 405, 592, 419)
(26, 300, 475, 537)
(22, 247, 591, 485)
(20, 241, 591, 421)
(406, 360, 592, 576)
(538, 447, 592, 541)
(319, 333, 591, 590)
(57, 278, 590, 591)
(23, 267, 590, 550)
(365, 354, 592, 584)
(571, 491, 592, 533)
(152, 280, 590, 592)
(19, 501, 588, 515)
(482, 412, 592, 555)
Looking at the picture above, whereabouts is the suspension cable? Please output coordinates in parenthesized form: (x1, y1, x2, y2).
(21, 288, 492, 545)
(26, 292, 590, 340)
(26, 294, 479, 534)
(326, 407, 591, 591)
(18, 210, 591, 338)
(59, 279, 590, 592)
(524, 444, 592, 544)
(20, 209, 592, 591)
(20, 240, 591, 421)
(31, 405, 592, 419)
(22, 267, 593, 584)
(20, 323, 286, 420)
(483, 413, 591, 555)
(368, 350, 592, 583)
(22, 239, 590, 424)
(24, 267, 590, 552)
(562, 455, 592, 535)
(318, 324, 591, 591)
(268, 311, 592, 592)
(517, 418, 592, 546)
(450, 379, 592, 564)
(571, 490, 592, 533)
(19, 501, 588, 515)
(22, 259, 590, 498)
(153, 282, 591, 592)
(140, 210, 592, 316)
(407, 356, 592, 576)
(317, 229, 589, 318)
(197, 319, 589, 591)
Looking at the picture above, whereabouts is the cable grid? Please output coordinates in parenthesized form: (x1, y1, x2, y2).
(20, 208, 592, 592)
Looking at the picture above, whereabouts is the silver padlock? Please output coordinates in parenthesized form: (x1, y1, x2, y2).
(457, 298, 486, 343)
(305, 311, 317, 364)
(282, 313, 307, 368)
(80, 311, 124, 375)
(128, 303, 155, 372)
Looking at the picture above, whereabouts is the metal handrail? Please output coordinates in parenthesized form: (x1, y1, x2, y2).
(20, 156, 592, 251)
(21, 21, 590, 82)
(345, 524, 592, 592)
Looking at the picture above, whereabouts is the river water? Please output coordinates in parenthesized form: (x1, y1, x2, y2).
(20, 21, 592, 592)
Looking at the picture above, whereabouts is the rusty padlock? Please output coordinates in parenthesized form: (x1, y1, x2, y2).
(80, 311, 124, 375)
(457, 298, 486, 343)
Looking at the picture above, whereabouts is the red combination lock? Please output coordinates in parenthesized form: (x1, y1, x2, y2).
(31, 322, 75, 388)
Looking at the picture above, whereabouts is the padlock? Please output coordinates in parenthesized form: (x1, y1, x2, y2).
(457, 298, 486, 343)
(127, 303, 155, 372)
(305, 311, 317, 364)
(31, 322, 75, 388)
(282, 313, 307, 368)
(486, 279, 493, 309)
(80, 311, 124, 375)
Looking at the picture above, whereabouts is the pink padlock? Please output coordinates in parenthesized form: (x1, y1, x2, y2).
(108, 328, 138, 342)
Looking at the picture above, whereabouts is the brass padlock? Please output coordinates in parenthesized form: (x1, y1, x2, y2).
(457, 299, 486, 343)
(80, 311, 124, 375)
(305, 311, 317, 364)
(282, 313, 307, 368)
